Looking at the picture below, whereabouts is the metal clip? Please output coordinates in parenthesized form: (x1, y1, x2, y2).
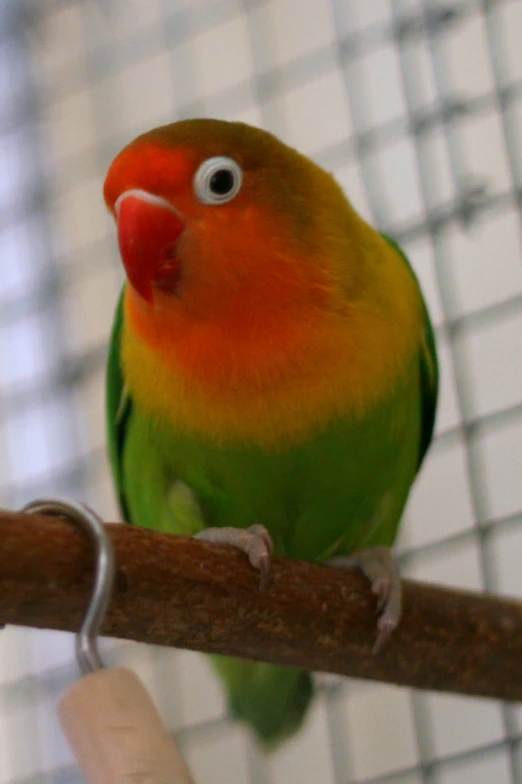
(21, 497, 115, 675)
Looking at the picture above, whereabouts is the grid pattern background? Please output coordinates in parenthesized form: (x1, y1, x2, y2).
(1, 0, 522, 782)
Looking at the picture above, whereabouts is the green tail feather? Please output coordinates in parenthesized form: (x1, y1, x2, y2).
(211, 656, 314, 747)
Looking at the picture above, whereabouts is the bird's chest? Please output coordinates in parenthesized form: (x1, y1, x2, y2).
(158, 385, 420, 560)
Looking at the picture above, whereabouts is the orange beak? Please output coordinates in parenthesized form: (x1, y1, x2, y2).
(115, 189, 186, 303)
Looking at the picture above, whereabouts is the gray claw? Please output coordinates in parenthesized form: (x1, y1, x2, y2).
(257, 554, 271, 592)
(194, 524, 274, 590)
(373, 618, 397, 655)
(327, 545, 402, 653)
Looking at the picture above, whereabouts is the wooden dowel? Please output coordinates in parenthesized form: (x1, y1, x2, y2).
(1, 508, 522, 701)
(59, 668, 196, 784)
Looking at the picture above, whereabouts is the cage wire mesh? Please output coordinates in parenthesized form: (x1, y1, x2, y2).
(0, 0, 522, 781)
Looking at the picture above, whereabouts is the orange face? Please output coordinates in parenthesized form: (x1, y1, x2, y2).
(103, 128, 337, 385)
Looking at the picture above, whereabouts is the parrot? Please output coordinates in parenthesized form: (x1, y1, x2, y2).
(103, 118, 438, 746)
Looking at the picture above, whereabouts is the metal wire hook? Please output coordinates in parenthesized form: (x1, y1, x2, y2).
(21, 497, 115, 676)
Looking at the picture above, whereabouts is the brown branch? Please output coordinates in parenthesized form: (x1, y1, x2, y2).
(1, 508, 521, 701)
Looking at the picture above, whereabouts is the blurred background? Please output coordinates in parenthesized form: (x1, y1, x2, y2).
(1, 0, 522, 782)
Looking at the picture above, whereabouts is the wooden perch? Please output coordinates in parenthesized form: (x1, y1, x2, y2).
(0, 508, 521, 701)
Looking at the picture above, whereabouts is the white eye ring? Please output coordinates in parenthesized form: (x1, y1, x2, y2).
(193, 156, 243, 205)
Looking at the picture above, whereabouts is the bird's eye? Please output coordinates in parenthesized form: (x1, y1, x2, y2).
(193, 156, 243, 205)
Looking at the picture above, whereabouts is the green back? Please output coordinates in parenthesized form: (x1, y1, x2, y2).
(106, 289, 132, 520)
(381, 234, 438, 469)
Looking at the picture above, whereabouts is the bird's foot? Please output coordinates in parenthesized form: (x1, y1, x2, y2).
(194, 524, 274, 591)
(326, 545, 401, 654)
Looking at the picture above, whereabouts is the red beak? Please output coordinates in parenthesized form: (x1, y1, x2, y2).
(115, 190, 185, 303)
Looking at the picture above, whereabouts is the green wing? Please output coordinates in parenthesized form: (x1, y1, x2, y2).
(381, 234, 439, 470)
(106, 287, 132, 520)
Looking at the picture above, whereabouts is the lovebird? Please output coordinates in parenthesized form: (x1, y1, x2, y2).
(104, 119, 438, 746)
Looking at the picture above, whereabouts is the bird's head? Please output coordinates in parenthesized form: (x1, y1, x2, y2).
(104, 119, 357, 331)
